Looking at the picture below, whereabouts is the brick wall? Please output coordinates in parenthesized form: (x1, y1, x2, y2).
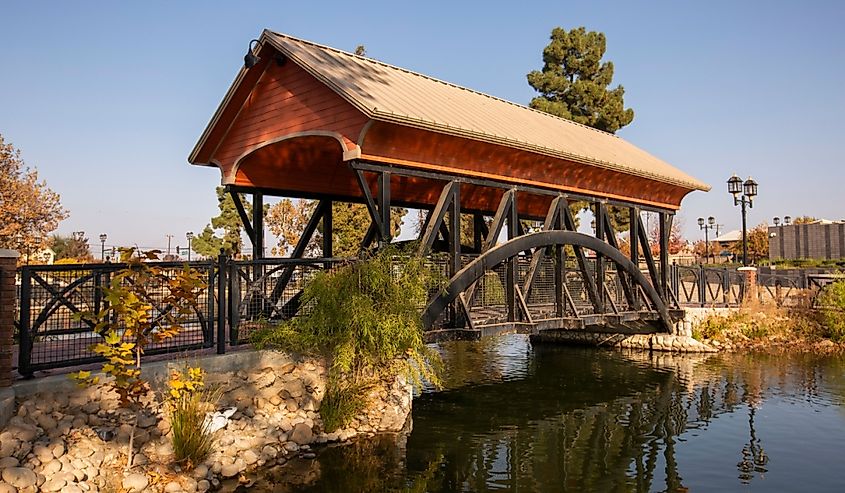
(0, 250, 19, 387)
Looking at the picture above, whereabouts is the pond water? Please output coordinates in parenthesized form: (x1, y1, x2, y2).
(250, 335, 845, 492)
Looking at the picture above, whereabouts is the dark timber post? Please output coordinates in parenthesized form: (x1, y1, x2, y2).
(323, 201, 333, 269)
(595, 202, 606, 313)
(473, 213, 485, 253)
(659, 212, 670, 300)
(449, 184, 461, 325)
(252, 192, 264, 314)
(216, 250, 227, 354)
(554, 200, 565, 317)
(377, 171, 391, 246)
(506, 190, 518, 322)
(629, 207, 640, 310)
(252, 192, 264, 260)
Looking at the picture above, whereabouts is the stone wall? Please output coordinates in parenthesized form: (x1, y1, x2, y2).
(0, 350, 413, 493)
(530, 330, 716, 352)
(531, 307, 741, 352)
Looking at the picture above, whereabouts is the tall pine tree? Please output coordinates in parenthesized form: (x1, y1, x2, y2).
(527, 27, 634, 133)
(192, 187, 253, 258)
(527, 26, 635, 232)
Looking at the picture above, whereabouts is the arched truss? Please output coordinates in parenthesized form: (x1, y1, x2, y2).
(422, 231, 674, 333)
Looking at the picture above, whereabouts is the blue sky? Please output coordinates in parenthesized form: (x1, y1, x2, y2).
(2, 0, 843, 253)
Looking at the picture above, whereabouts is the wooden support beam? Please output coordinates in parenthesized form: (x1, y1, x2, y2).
(252, 192, 264, 259)
(473, 213, 485, 252)
(486, 190, 515, 252)
(322, 201, 332, 268)
(561, 203, 602, 312)
(448, 183, 461, 326)
(269, 200, 329, 307)
(601, 205, 636, 309)
(629, 207, 641, 310)
(637, 213, 662, 297)
(506, 190, 518, 322)
(360, 222, 378, 252)
(514, 284, 534, 324)
(353, 168, 385, 241)
(458, 293, 475, 330)
(659, 212, 671, 300)
(464, 190, 514, 304)
(377, 171, 391, 243)
(594, 202, 606, 313)
(418, 182, 458, 255)
(229, 190, 255, 242)
(523, 195, 565, 296)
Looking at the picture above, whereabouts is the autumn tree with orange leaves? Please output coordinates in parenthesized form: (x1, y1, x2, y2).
(0, 134, 67, 253)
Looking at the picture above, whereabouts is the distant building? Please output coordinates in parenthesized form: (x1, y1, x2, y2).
(713, 230, 741, 261)
(769, 219, 845, 260)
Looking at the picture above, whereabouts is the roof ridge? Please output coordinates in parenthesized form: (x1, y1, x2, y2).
(265, 30, 618, 139)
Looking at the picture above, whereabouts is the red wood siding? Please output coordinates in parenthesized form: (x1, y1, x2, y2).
(212, 61, 369, 180)
(359, 122, 689, 211)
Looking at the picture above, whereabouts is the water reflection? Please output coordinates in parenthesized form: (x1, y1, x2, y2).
(253, 336, 845, 492)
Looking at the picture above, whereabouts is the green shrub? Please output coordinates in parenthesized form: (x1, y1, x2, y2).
(692, 313, 737, 341)
(817, 280, 845, 342)
(253, 248, 443, 430)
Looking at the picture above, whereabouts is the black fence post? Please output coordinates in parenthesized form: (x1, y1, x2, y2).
(699, 264, 706, 307)
(228, 259, 239, 346)
(18, 265, 32, 377)
(216, 251, 227, 355)
(205, 264, 215, 348)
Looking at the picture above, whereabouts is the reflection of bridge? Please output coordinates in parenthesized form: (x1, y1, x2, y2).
(273, 342, 791, 492)
(188, 30, 708, 339)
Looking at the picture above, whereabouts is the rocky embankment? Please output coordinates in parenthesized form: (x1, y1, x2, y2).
(0, 351, 413, 493)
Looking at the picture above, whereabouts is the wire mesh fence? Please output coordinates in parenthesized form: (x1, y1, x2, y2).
(15, 261, 217, 376)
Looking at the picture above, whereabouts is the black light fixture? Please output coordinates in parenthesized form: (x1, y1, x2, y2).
(244, 39, 261, 69)
(186, 231, 194, 262)
(743, 177, 758, 199)
(99, 233, 107, 261)
(773, 217, 780, 226)
(784, 215, 792, 225)
(728, 174, 743, 197)
(727, 174, 759, 266)
(697, 216, 717, 263)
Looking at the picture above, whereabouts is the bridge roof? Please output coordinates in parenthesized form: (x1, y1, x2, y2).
(267, 31, 707, 191)
(190, 31, 708, 212)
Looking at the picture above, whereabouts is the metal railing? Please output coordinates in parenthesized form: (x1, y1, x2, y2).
(15, 260, 217, 376)
(669, 264, 829, 307)
(13, 256, 346, 377)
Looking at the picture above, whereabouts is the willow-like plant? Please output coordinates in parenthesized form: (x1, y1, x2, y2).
(254, 247, 443, 430)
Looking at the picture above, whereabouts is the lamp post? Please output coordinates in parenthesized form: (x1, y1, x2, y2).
(186, 232, 194, 262)
(728, 174, 758, 266)
(99, 234, 107, 261)
(697, 216, 717, 263)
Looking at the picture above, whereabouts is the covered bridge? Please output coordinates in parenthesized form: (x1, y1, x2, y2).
(189, 30, 709, 339)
